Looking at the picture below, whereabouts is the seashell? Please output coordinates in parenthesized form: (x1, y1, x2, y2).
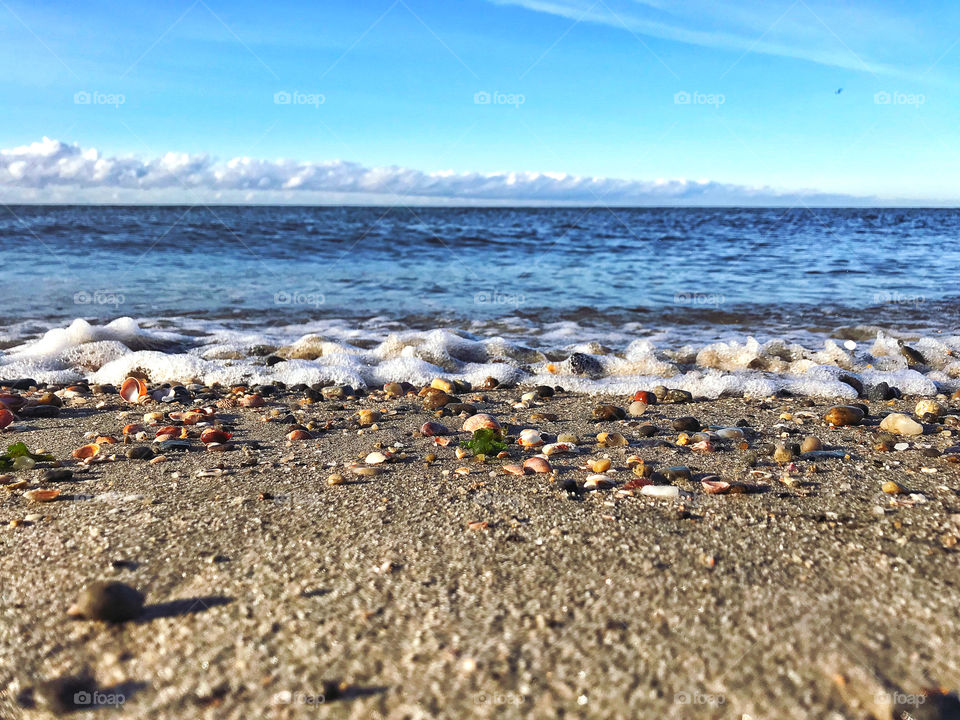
(151, 387, 176, 403)
(597, 432, 628, 447)
(0, 394, 26, 412)
(463, 414, 500, 433)
(691, 439, 714, 453)
(420, 421, 450, 437)
(286, 429, 313, 442)
(454, 467, 471, 475)
(503, 464, 525, 475)
(639, 485, 682, 499)
(879, 413, 923, 436)
(623, 476, 652, 490)
(72, 443, 101, 460)
(584, 474, 613, 489)
(518, 429, 543, 448)
(0, 409, 13, 429)
(180, 411, 205, 425)
(522, 456, 552, 474)
(715, 427, 744, 441)
(365, 451, 389, 464)
(632, 390, 656, 404)
(205, 442, 233, 452)
(200, 428, 232, 444)
(542, 442, 573, 456)
(433, 436, 452, 446)
(95, 436, 118, 445)
(120, 377, 148, 403)
(142, 412, 164, 425)
(701, 477, 730, 494)
(24, 488, 61, 503)
(122, 423, 144, 435)
(241, 394, 265, 408)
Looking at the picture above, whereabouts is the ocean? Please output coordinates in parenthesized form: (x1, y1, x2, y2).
(0, 205, 957, 397)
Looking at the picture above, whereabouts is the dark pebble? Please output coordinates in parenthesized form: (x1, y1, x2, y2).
(838, 374, 864, 396)
(867, 382, 894, 402)
(18, 405, 60, 418)
(593, 404, 626, 421)
(265, 355, 286, 366)
(67, 581, 144, 622)
(126, 446, 154, 460)
(664, 466, 691, 482)
(664, 388, 693, 403)
(446, 403, 477, 416)
(34, 674, 97, 714)
(41, 469, 74, 482)
(672, 416, 701, 432)
(535, 385, 555, 398)
(567, 352, 603, 378)
(7, 378, 37, 390)
(900, 343, 926, 367)
(636, 424, 659, 437)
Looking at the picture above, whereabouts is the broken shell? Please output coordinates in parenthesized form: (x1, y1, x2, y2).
(503, 464, 525, 475)
(200, 428, 232, 444)
(180, 411, 205, 425)
(71, 443, 101, 460)
(95, 436, 118, 445)
(0, 409, 13, 429)
(522, 456, 552, 474)
(122, 423, 144, 435)
(597, 432, 628, 447)
(590, 458, 612, 473)
(463, 414, 501, 433)
(241, 394, 265, 408)
(584, 474, 613, 489)
(24, 488, 61, 503)
(691, 439, 714, 453)
(701, 478, 731, 494)
(518, 429, 544, 448)
(119, 377, 148, 403)
(542, 442, 573, 456)
(286, 429, 313, 442)
(142, 412, 164, 425)
(639, 485, 681, 498)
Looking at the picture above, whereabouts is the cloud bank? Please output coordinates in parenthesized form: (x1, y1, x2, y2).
(0, 137, 861, 206)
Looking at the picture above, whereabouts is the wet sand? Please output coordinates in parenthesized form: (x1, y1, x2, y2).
(1, 383, 959, 719)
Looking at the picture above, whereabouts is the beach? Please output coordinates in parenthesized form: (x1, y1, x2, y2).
(1, 378, 959, 719)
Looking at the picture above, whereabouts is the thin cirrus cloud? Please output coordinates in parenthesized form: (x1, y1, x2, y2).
(0, 137, 862, 206)
(490, 0, 923, 78)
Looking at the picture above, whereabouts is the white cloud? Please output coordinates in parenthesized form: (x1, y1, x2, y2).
(0, 137, 862, 205)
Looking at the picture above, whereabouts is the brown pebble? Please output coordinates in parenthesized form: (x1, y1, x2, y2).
(66, 581, 144, 622)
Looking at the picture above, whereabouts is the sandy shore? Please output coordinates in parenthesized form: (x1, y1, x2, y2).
(1, 381, 959, 719)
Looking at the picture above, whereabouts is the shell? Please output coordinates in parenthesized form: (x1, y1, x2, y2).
(122, 423, 144, 435)
(584, 474, 613, 489)
(597, 432, 628, 447)
(24, 488, 61, 503)
(241, 394, 265, 408)
(518, 429, 543, 448)
(120, 377, 148, 403)
(142, 412, 164, 425)
(420, 422, 451, 437)
(463, 414, 501, 432)
(701, 478, 731, 494)
(503, 464, 525, 475)
(71, 443, 101, 459)
(365, 451, 388, 464)
(639, 485, 681, 499)
(0, 409, 13, 429)
(541, 442, 573, 456)
(95, 436, 118, 445)
(200, 428, 232, 444)
(180, 411, 205, 425)
(286, 429, 313, 441)
(522, 456, 552, 474)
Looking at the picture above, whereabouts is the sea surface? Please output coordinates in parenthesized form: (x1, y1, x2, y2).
(0, 205, 957, 396)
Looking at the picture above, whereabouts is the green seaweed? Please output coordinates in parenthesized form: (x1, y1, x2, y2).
(0, 442, 54, 469)
(462, 428, 506, 456)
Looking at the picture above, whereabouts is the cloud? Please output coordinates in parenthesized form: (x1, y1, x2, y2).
(491, 0, 923, 78)
(0, 137, 862, 206)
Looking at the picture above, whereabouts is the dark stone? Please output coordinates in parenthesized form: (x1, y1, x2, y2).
(664, 466, 691, 483)
(900, 343, 926, 367)
(18, 405, 60, 418)
(7, 378, 37, 390)
(567, 352, 603, 377)
(868, 382, 894, 402)
(672, 416, 701, 432)
(636, 424, 659, 437)
(265, 355, 285, 366)
(41, 469, 74, 482)
(593, 404, 626, 421)
(34, 674, 97, 714)
(446, 403, 477, 416)
(838, 374, 864, 396)
(535, 385, 555, 398)
(126, 446, 154, 460)
(664, 388, 693, 403)
(67, 581, 144, 622)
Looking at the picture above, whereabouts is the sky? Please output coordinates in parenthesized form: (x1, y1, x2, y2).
(0, 0, 957, 205)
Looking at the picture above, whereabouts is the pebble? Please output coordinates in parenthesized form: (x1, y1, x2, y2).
(879, 413, 923, 436)
(584, 474, 612, 489)
(773, 442, 795, 464)
(664, 466, 691, 483)
(41, 469, 73, 482)
(915, 399, 943, 418)
(431, 378, 455, 394)
(383, 382, 404, 397)
(66, 581, 144, 622)
(557, 432, 579, 444)
(322, 385, 351, 400)
(628, 401, 648, 417)
(664, 388, 693, 403)
(358, 409, 381, 427)
(824, 405, 864, 426)
(640, 485, 682, 499)
(463, 413, 500, 432)
(422, 390, 453, 410)
(715, 427, 744, 441)
(590, 458, 611, 473)
(868, 382, 896, 401)
(636, 424, 658, 437)
(597, 432, 628, 447)
(632, 391, 657, 405)
(800, 436, 822, 453)
(593, 404, 625, 421)
(672, 416, 700, 432)
(881, 480, 903, 494)
(523, 457, 552, 474)
(567, 352, 603, 377)
(420, 421, 450, 436)
(327, 473, 345, 486)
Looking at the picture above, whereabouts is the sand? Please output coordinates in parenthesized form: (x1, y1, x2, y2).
(1, 385, 959, 719)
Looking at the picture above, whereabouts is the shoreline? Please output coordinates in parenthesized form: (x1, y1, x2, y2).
(1, 380, 959, 718)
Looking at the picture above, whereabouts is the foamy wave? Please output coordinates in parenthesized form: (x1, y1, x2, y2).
(0, 317, 956, 398)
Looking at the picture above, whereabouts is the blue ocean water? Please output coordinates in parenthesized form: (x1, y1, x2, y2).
(0, 205, 955, 343)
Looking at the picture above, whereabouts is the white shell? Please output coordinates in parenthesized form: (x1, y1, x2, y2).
(541, 442, 573, 456)
(640, 485, 686, 499)
(365, 451, 388, 464)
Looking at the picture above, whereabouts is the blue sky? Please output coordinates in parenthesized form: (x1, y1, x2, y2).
(0, 0, 957, 204)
